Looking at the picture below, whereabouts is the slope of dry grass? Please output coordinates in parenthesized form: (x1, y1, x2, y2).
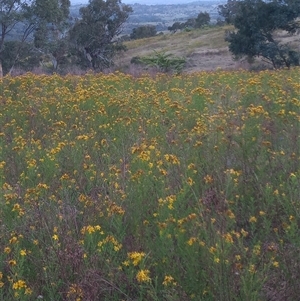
(114, 25, 300, 73)
(114, 26, 242, 73)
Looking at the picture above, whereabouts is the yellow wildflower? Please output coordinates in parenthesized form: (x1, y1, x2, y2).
(20, 249, 27, 256)
(136, 269, 151, 283)
(187, 177, 194, 186)
(249, 216, 257, 223)
(9, 260, 17, 266)
(13, 280, 27, 290)
(241, 228, 248, 237)
(226, 209, 235, 219)
(214, 257, 220, 263)
(272, 261, 279, 268)
(248, 264, 256, 274)
(4, 247, 11, 253)
(187, 237, 197, 246)
(204, 175, 213, 184)
(128, 252, 145, 266)
(162, 275, 176, 286)
(223, 233, 234, 244)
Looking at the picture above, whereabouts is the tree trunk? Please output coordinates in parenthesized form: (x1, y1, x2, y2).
(0, 60, 3, 78)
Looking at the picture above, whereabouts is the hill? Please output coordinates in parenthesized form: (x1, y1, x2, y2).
(114, 26, 300, 73)
(114, 26, 242, 73)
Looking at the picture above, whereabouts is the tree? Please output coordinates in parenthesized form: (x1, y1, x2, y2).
(167, 22, 184, 33)
(1, 40, 42, 74)
(69, 0, 132, 71)
(184, 18, 196, 29)
(218, 0, 241, 24)
(0, 0, 70, 76)
(195, 12, 210, 28)
(0, 0, 27, 76)
(130, 25, 157, 39)
(32, 0, 71, 72)
(225, 0, 300, 68)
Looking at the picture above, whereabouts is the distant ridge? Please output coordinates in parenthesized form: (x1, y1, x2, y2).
(70, 0, 221, 5)
(122, 0, 205, 4)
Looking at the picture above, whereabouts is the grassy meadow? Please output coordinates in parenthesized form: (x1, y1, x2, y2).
(1, 68, 300, 300)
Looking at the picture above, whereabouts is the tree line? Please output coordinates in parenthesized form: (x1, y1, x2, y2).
(167, 11, 211, 32)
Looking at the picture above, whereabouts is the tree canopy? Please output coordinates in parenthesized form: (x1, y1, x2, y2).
(195, 11, 210, 28)
(130, 25, 157, 40)
(223, 0, 300, 68)
(218, 0, 241, 24)
(0, 0, 71, 75)
(0, 0, 132, 75)
(167, 22, 184, 33)
(69, 0, 132, 71)
(167, 11, 210, 33)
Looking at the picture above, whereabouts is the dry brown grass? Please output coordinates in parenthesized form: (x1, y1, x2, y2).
(114, 25, 300, 74)
(114, 26, 241, 73)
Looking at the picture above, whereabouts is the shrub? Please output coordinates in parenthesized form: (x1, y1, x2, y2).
(130, 25, 157, 40)
(138, 51, 186, 74)
(130, 56, 142, 65)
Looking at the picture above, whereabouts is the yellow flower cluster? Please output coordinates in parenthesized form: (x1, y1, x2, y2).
(136, 269, 151, 283)
(127, 252, 146, 266)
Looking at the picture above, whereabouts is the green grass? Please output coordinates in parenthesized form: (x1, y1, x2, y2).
(1, 68, 300, 300)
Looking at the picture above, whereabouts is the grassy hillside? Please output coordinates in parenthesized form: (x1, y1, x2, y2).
(115, 26, 236, 73)
(1, 68, 299, 300)
(114, 26, 300, 73)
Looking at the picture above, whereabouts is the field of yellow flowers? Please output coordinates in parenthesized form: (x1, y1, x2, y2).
(1, 68, 299, 301)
